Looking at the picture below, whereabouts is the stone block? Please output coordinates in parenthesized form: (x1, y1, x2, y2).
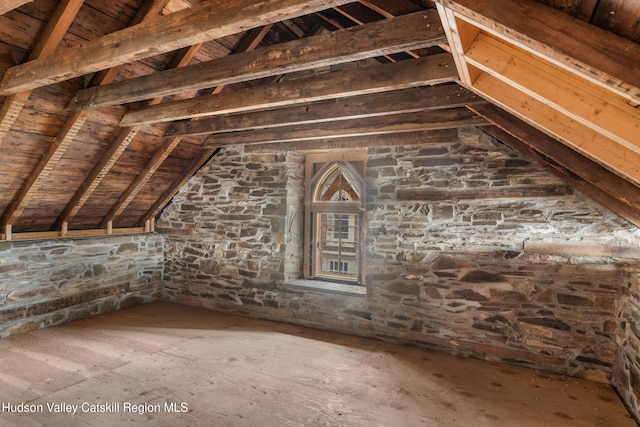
(461, 270, 507, 283)
(430, 255, 476, 270)
(521, 322, 555, 338)
(452, 289, 488, 301)
(383, 282, 421, 296)
(557, 293, 593, 307)
(519, 317, 571, 331)
(6, 285, 59, 302)
(116, 242, 140, 255)
(524, 338, 562, 350)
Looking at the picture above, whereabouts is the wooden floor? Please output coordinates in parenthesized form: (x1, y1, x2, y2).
(0, 302, 633, 427)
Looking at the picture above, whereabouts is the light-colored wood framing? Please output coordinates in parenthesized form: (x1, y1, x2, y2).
(436, 0, 640, 186)
(0, 0, 33, 15)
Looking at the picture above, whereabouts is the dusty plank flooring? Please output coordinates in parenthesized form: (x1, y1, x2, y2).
(0, 301, 634, 426)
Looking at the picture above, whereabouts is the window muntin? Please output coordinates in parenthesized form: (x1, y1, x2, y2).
(317, 213, 359, 280)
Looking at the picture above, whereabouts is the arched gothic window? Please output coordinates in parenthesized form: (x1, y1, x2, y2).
(304, 152, 366, 285)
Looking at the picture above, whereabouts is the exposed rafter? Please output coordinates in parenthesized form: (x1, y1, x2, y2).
(243, 129, 458, 153)
(0, 0, 33, 15)
(53, 41, 201, 230)
(3, 0, 172, 233)
(0, 0, 353, 95)
(0, 0, 84, 150)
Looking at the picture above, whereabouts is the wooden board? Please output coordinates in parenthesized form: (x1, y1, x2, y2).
(0, 0, 354, 95)
(68, 10, 446, 111)
(120, 54, 458, 126)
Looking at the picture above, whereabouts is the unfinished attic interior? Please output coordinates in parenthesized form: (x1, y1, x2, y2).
(1, 0, 640, 424)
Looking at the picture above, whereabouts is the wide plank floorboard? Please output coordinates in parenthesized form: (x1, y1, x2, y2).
(0, 301, 633, 426)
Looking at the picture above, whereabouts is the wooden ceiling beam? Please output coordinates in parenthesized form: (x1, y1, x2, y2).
(102, 23, 273, 228)
(470, 103, 640, 228)
(0, 0, 84, 150)
(0, 0, 33, 15)
(2, 0, 171, 230)
(54, 126, 141, 229)
(202, 108, 487, 147)
(120, 53, 458, 126)
(0, 0, 353, 96)
(243, 129, 458, 152)
(68, 10, 444, 111)
(166, 84, 483, 137)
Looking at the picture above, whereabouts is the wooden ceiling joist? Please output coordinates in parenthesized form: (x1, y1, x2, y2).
(0, 0, 33, 15)
(68, 10, 445, 111)
(166, 85, 483, 138)
(203, 108, 487, 147)
(359, 0, 435, 16)
(0, 0, 84, 149)
(0, 0, 353, 95)
(330, 2, 418, 62)
(120, 53, 458, 127)
(243, 129, 458, 153)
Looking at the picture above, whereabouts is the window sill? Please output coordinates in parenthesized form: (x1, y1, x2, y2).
(284, 279, 367, 297)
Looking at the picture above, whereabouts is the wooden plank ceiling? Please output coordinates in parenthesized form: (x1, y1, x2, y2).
(0, 0, 638, 239)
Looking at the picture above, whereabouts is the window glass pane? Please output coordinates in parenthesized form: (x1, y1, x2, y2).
(318, 213, 359, 279)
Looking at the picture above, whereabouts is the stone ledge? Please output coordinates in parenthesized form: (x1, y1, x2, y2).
(284, 279, 367, 297)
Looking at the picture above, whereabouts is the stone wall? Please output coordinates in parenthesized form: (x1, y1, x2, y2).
(159, 127, 640, 414)
(614, 270, 640, 420)
(0, 233, 164, 336)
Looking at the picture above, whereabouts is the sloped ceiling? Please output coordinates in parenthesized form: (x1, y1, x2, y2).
(0, 0, 638, 240)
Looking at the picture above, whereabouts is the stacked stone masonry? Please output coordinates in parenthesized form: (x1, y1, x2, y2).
(0, 234, 164, 336)
(159, 127, 640, 420)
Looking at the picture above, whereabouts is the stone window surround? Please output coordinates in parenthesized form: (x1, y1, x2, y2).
(284, 278, 367, 296)
(303, 150, 368, 290)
